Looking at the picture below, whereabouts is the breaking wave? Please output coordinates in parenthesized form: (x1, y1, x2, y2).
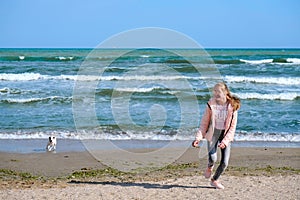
(0, 130, 299, 143)
(235, 92, 299, 101)
(1, 96, 72, 104)
(225, 75, 300, 85)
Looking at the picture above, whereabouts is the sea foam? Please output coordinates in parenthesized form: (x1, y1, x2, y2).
(0, 130, 299, 143)
(286, 58, 300, 64)
(235, 92, 299, 101)
(225, 75, 300, 85)
(240, 59, 273, 64)
(0, 73, 45, 81)
(1, 96, 72, 104)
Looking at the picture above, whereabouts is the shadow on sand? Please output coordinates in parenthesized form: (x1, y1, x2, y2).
(68, 180, 215, 190)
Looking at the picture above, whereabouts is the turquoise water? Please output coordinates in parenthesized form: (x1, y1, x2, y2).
(0, 48, 299, 143)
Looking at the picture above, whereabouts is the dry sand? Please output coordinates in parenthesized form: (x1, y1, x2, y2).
(0, 147, 299, 199)
(1, 175, 299, 200)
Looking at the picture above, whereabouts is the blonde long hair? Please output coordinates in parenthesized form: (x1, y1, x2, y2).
(215, 82, 241, 111)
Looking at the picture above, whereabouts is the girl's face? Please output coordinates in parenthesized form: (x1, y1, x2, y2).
(213, 85, 227, 105)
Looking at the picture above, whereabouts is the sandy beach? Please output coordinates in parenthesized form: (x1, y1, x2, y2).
(0, 146, 299, 199)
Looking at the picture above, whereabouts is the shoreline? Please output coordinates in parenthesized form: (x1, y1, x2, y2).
(0, 139, 299, 154)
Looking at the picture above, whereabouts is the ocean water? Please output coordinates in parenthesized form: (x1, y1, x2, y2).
(0, 48, 299, 145)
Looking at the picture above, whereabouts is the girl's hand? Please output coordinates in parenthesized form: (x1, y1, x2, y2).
(192, 140, 200, 148)
(218, 142, 226, 149)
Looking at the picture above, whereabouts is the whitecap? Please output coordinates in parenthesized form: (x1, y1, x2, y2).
(240, 59, 273, 64)
(58, 56, 66, 60)
(287, 58, 300, 64)
(234, 92, 299, 101)
(0, 130, 299, 143)
(234, 132, 300, 142)
(0, 73, 45, 81)
(19, 56, 25, 60)
(2, 96, 72, 104)
(115, 87, 159, 93)
(0, 87, 22, 94)
(225, 75, 300, 85)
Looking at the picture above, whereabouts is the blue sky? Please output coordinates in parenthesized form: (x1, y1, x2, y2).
(1, 0, 299, 48)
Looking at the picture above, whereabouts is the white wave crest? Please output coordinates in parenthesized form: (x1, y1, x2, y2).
(0, 73, 45, 81)
(19, 56, 25, 60)
(287, 58, 300, 64)
(240, 59, 273, 64)
(235, 132, 300, 142)
(0, 73, 84, 82)
(0, 87, 23, 95)
(2, 96, 72, 104)
(225, 75, 300, 85)
(0, 130, 299, 143)
(56, 56, 74, 60)
(235, 92, 299, 101)
(2, 73, 298, 86)
(115, 87, 160, 93)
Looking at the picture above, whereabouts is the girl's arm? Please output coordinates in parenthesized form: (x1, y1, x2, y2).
(195, 104, 212, 141)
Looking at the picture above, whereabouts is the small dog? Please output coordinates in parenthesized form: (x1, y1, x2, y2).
(46, 136, 57, 152)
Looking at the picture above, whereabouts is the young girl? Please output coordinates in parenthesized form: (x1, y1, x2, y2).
(192, 82, 241, 189)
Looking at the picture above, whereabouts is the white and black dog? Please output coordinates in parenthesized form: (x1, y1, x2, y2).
(46, 136, 57, 152)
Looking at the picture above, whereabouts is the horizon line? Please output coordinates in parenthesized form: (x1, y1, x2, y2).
(0, 47, 300, 49)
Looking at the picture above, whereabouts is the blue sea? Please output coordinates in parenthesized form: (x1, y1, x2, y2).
(0, 48, 299, 150)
